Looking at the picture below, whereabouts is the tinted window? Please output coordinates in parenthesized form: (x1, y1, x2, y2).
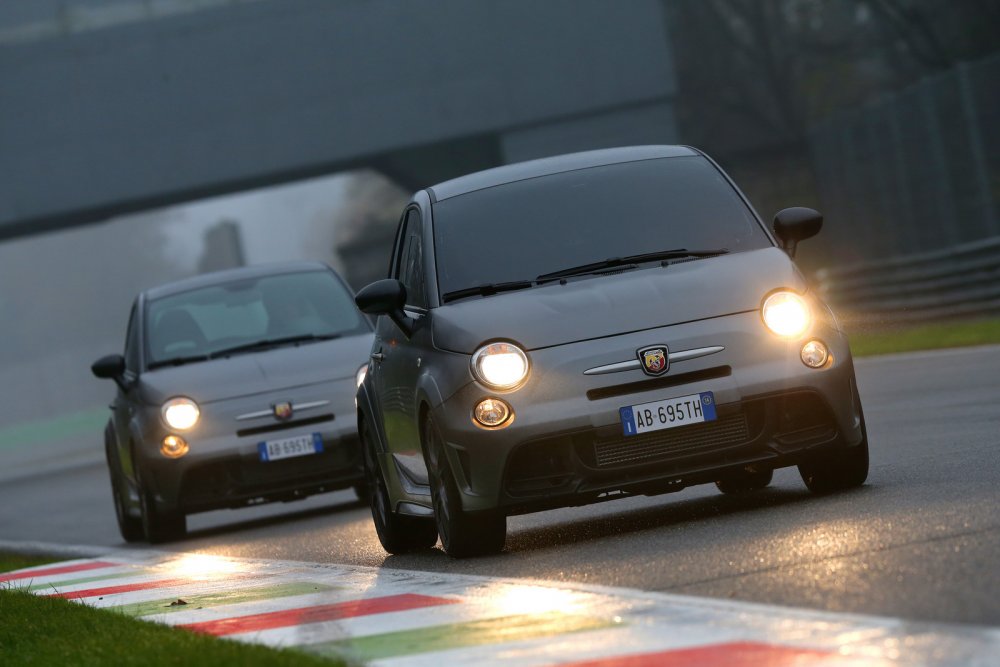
(396, 209, 427, 308)
(431, 156, 771, 298)
(145, 270, 368, 365)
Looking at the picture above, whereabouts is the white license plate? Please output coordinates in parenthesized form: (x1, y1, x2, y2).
(619, 391, 717, 436)
(258, 433, 323, 462)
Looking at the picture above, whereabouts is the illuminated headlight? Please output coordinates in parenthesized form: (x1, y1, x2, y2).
(162, 397, 200, 431)
(355, 364, 368, 389)
(471, 342, 529, 390)
(474, 398, 512, 428)
(161, 435, 189, 459)
(762, 291, 811, 338)
(800, 339, 830, 368)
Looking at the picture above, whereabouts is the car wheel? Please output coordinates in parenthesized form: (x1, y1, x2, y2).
(136, 467, 186, 543)
(105, 439, 143, 543)
(362, 419, 437, 554)
(425, 416, 505, 558)
(799, 386, 870, 494)
(715, 468, 773, 495)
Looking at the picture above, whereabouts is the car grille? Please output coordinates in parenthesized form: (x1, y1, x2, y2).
(593, 412, 750, 467)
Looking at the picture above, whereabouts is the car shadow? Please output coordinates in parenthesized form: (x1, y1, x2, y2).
(179, 495, 368, 542)
(381, 484, 874, 566)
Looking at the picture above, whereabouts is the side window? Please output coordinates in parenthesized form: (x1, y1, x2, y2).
(396, 209, 427, 309)
(123, 304, 140, 372)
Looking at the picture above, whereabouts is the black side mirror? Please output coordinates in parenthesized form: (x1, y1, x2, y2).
(355, 279, 414, 337)
(91, 354, 128, 391)
(773, 207, 823, 258)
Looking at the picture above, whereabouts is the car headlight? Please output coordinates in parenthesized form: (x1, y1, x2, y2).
(762, 291, 811, 338)
(471, 342, 529, 390)
(355, 364, 368, 389)
(162, 397, 200, 431)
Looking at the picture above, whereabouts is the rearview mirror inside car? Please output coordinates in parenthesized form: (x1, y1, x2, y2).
(773, 207, 823, 258)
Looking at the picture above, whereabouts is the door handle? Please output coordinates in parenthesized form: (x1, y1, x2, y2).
(371, 352, 385, 362)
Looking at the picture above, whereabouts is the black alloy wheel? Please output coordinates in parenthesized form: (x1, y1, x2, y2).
(798, 385, 870, 494)
(425, 416, 505, 558)
(106, 438, 143, 542)
(136, 466, 186, 543)
(362, 419, 437, 554)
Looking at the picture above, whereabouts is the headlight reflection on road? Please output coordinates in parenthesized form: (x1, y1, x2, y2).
(480, 583, 584, 616)
(158, 554, 248, 580)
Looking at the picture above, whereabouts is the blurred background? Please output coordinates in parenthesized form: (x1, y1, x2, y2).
(0, 0, 997, 465)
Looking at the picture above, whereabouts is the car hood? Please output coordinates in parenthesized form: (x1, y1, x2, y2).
(137, 332, 374, 405)
(432, 248, 805, 354)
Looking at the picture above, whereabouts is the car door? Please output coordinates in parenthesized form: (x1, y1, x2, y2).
(375, 207, 433, 476)
(111, 301, 142, 483)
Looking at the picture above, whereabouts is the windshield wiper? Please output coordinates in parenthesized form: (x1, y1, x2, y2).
(209, 333, 342, 359)
(147, 354, 211, 370)
(536, 248, 729, 281)
(441, 280, 537, 303)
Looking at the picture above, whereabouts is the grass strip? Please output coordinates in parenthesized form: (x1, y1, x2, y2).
(848, 317, 1000, 357)
(1, 554, 340, 666)
(0, 406, 108, 450)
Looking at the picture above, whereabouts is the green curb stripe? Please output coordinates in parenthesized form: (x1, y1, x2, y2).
(114, 581, 336, 617)
(27, 568, 148, 592)
(310, 611, 620, 662)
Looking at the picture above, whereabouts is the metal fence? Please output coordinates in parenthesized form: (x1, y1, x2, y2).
(815, 236, 1000, 323)
(808, 53, 1000, 266)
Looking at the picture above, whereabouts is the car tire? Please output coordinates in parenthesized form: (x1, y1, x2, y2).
(137, 468, 186, 543)
(798, 386, 870, 494)
(352, 481, 371, 503)
(425, 416, 505, 559)
(105, 436, 143, 543)
(715, 468, 773, 495)
(362, 419, 437, 554)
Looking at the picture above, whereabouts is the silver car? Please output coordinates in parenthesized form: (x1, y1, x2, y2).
(92, 262, 373, 542)
(355, 146, 869, 558)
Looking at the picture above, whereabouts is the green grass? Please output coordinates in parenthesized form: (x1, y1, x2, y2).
(0, 553, 341, 667)
(848, 317, 1000, 357)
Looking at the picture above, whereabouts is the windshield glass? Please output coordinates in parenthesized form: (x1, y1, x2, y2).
(431, 156, 772, 298)
(144, 270, 368, 366)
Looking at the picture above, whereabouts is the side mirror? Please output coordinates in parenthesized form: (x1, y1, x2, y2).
(91, 354, 128, 391)
(773, 207, 823, 258)
(355, 279, 414, 337)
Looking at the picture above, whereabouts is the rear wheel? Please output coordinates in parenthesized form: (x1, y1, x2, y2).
(105, 438, 143, 543)
(137, 467, 186, 543)
(362, 419, 437, 554)
(715, 468, 773, 495)
(798, 386, 870, 494)
(425, 417, 505, 558)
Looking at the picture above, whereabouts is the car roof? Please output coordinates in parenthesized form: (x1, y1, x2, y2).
(427, 145, 699, 202)
(142, 261, 334, 301)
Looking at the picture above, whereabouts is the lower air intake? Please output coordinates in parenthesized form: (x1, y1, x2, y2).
(594, 413, 750, 467)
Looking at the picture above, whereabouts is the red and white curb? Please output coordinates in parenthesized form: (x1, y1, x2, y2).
(2, 542, 998, 666)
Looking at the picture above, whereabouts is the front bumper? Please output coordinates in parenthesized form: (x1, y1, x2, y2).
(430, 310, 863, 515)
(136, 382, 364, 514)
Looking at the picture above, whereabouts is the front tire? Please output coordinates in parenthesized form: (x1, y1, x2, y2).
(425, 417, 505, 558)
(105, 438, 143, 543)
(362, 419, 437, 554)
(799, 386, 870, 494)
(137, 468, 186, 543)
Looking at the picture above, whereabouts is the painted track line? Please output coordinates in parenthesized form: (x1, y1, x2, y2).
(2, 540, 998, 666)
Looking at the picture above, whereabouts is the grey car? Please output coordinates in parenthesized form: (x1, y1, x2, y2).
(355, 146, 869, 558)
(92, 262, 373, 542)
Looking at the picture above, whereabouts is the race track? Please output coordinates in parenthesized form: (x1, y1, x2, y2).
(3, 345, 998, 627)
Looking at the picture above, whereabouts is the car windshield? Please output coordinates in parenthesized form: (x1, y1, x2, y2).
(144, 270, 368, 367)
(431, 156, 772, 299)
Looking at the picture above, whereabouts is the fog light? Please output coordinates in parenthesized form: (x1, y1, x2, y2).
(800, 340, 829, 368)
(473, 398, 512, 428)
(161, 435, 189, 459)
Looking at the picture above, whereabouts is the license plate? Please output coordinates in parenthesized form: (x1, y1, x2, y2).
(619, 391, 717, 436)
(258, 433, 323, 462)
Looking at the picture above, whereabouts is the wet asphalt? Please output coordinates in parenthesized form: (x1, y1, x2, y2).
(2, 345, 998, 627)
